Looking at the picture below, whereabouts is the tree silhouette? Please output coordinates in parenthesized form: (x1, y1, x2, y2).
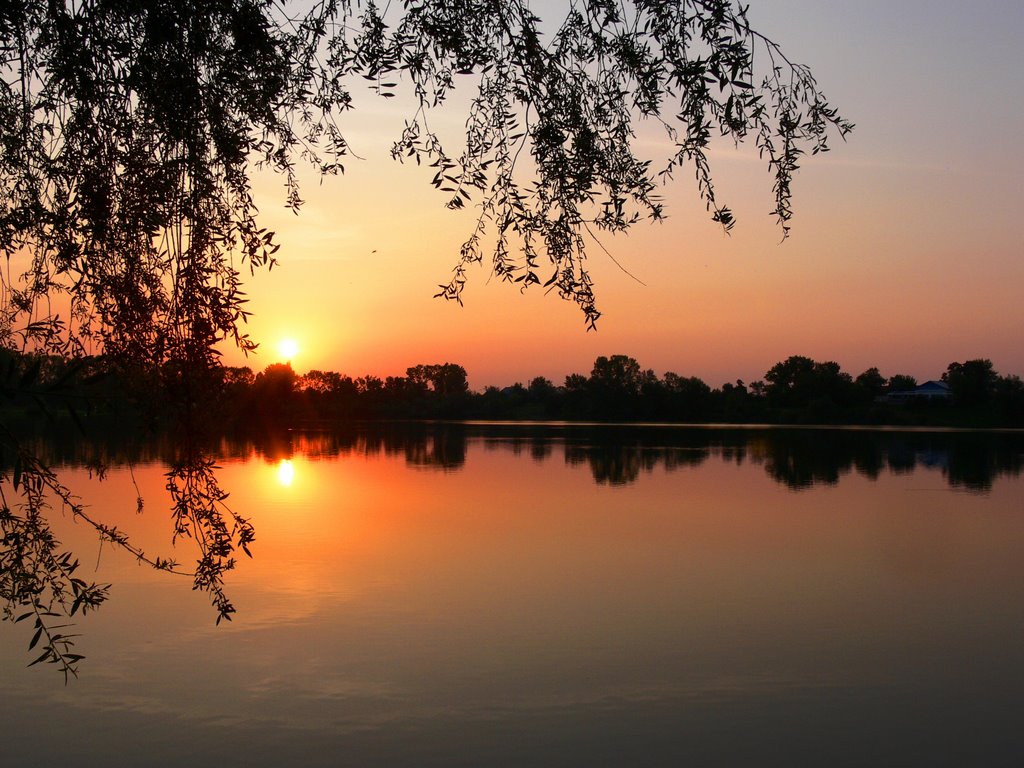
(764, 355, 854, 411)
(943, 359, 997, 407)
(887, 374, 918, 393)
(2, 0, 850, 361)
(853, 367, 886, 405)
(0, 0, 850, 676)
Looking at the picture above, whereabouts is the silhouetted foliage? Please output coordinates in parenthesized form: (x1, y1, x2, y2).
(993, 375, 1024, 424)
(853, 367, 886, 404)
(9, 348, 1023, 434)
(21, 422, 1024, 499)
(764, 355, 855, 414)
(250, 362, 300, 423)
(943, 359, 997, 408)
(887, 374, 918, 393)
(39, 350, 1011, 430)
(487, 423, 1023, 491)
(662, 372, 714, 421)
(2, 0, 851, 381)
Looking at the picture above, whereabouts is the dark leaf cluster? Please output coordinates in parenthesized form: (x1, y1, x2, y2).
(1, 2, 851, 367)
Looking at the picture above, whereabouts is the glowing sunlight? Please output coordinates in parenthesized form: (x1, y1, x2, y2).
(278, 337, 299, 361)
(277, 459, 296, 487)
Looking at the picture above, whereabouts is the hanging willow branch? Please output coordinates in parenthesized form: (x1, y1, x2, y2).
(0, 0, 850, 675)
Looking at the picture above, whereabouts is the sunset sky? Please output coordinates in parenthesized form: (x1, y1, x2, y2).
(228, 0, 1024, 389)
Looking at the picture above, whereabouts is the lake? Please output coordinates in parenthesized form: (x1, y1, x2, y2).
(2, 424, 1023, 766)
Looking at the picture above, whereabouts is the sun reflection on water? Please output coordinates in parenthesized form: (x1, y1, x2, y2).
(277, 459, 295, 487)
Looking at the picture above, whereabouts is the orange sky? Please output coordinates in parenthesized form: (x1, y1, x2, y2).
(222, 0, 1024, 389)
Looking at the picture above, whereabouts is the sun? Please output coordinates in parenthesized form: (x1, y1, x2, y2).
(278, 337, 299, 360)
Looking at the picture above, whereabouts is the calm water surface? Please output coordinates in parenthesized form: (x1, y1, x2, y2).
(2, 425, 1023, 766)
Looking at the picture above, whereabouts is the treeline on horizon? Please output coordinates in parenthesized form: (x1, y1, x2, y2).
(230, 354, 1023, 427)
(5, 351, 1024, 430)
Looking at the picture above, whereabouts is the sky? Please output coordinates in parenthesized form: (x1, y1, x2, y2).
(227, 0, 1024, 390)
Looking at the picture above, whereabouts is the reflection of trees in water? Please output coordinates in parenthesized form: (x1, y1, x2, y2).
(765, 430, 1020, 491)
(566, 444, 643, 485)
(403, 429, 467, 470)
(251, 425, 469, 471)
(482, 436, 553, 463)
(10, 423, 1022, 676)
(471, 426, 1024, 492)
(282, 424, 1023, 491)
(872, 433, 1024, 492)
(25, 423, 471, 472)
(565, 444, 710, 486)
(941, 435, 1024, 491)
(751, 432, 886, 488)
(530, 439, 553, 463)
(25, 424, 1024, 492)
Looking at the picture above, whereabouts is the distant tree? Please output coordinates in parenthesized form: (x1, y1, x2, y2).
(223, 366, 255, 389)
(426, 363, 470, 398)
(385, 375, 419, 400)
(590, 355, 643, 396)
(664, 372, 712, 399)
(993, 375, 1024, 424)
(663, 372, 712, 420)
(253, 363, 297, 398)
(807, 360, 855, 408)
(639, 368, 662, 394)
(528, 376, 556, 397)
(718, 379, 753, 420)
(216, 365, 256, 420)
(301, 370, 348, 396)
(251, 363, 299, 421)
(749, 380, 768, 399)
(764, 356, 853, 409)
(298, 369, 358, 418)
(353, 374, 386, 416)
(403, 367, 432, 396)
(404, 363, 469, 416)
(562, 372, 592, 419)
(943, 359, 998, 407)
(526, 376, 559, 416)
(584, 354, 639, 417)
(721, 379, 748, 397)
(764, 355, 815, 405)
(399, 362, 470, 416)
(356, 375, 384, 396)
(853, 367, 887, 403)
(564, 373, 589, 393)
(887, 374, 918, 393)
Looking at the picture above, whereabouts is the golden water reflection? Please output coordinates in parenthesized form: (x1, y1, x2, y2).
(3, 426, 1024, 765)
(276, 458, 295, 487)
